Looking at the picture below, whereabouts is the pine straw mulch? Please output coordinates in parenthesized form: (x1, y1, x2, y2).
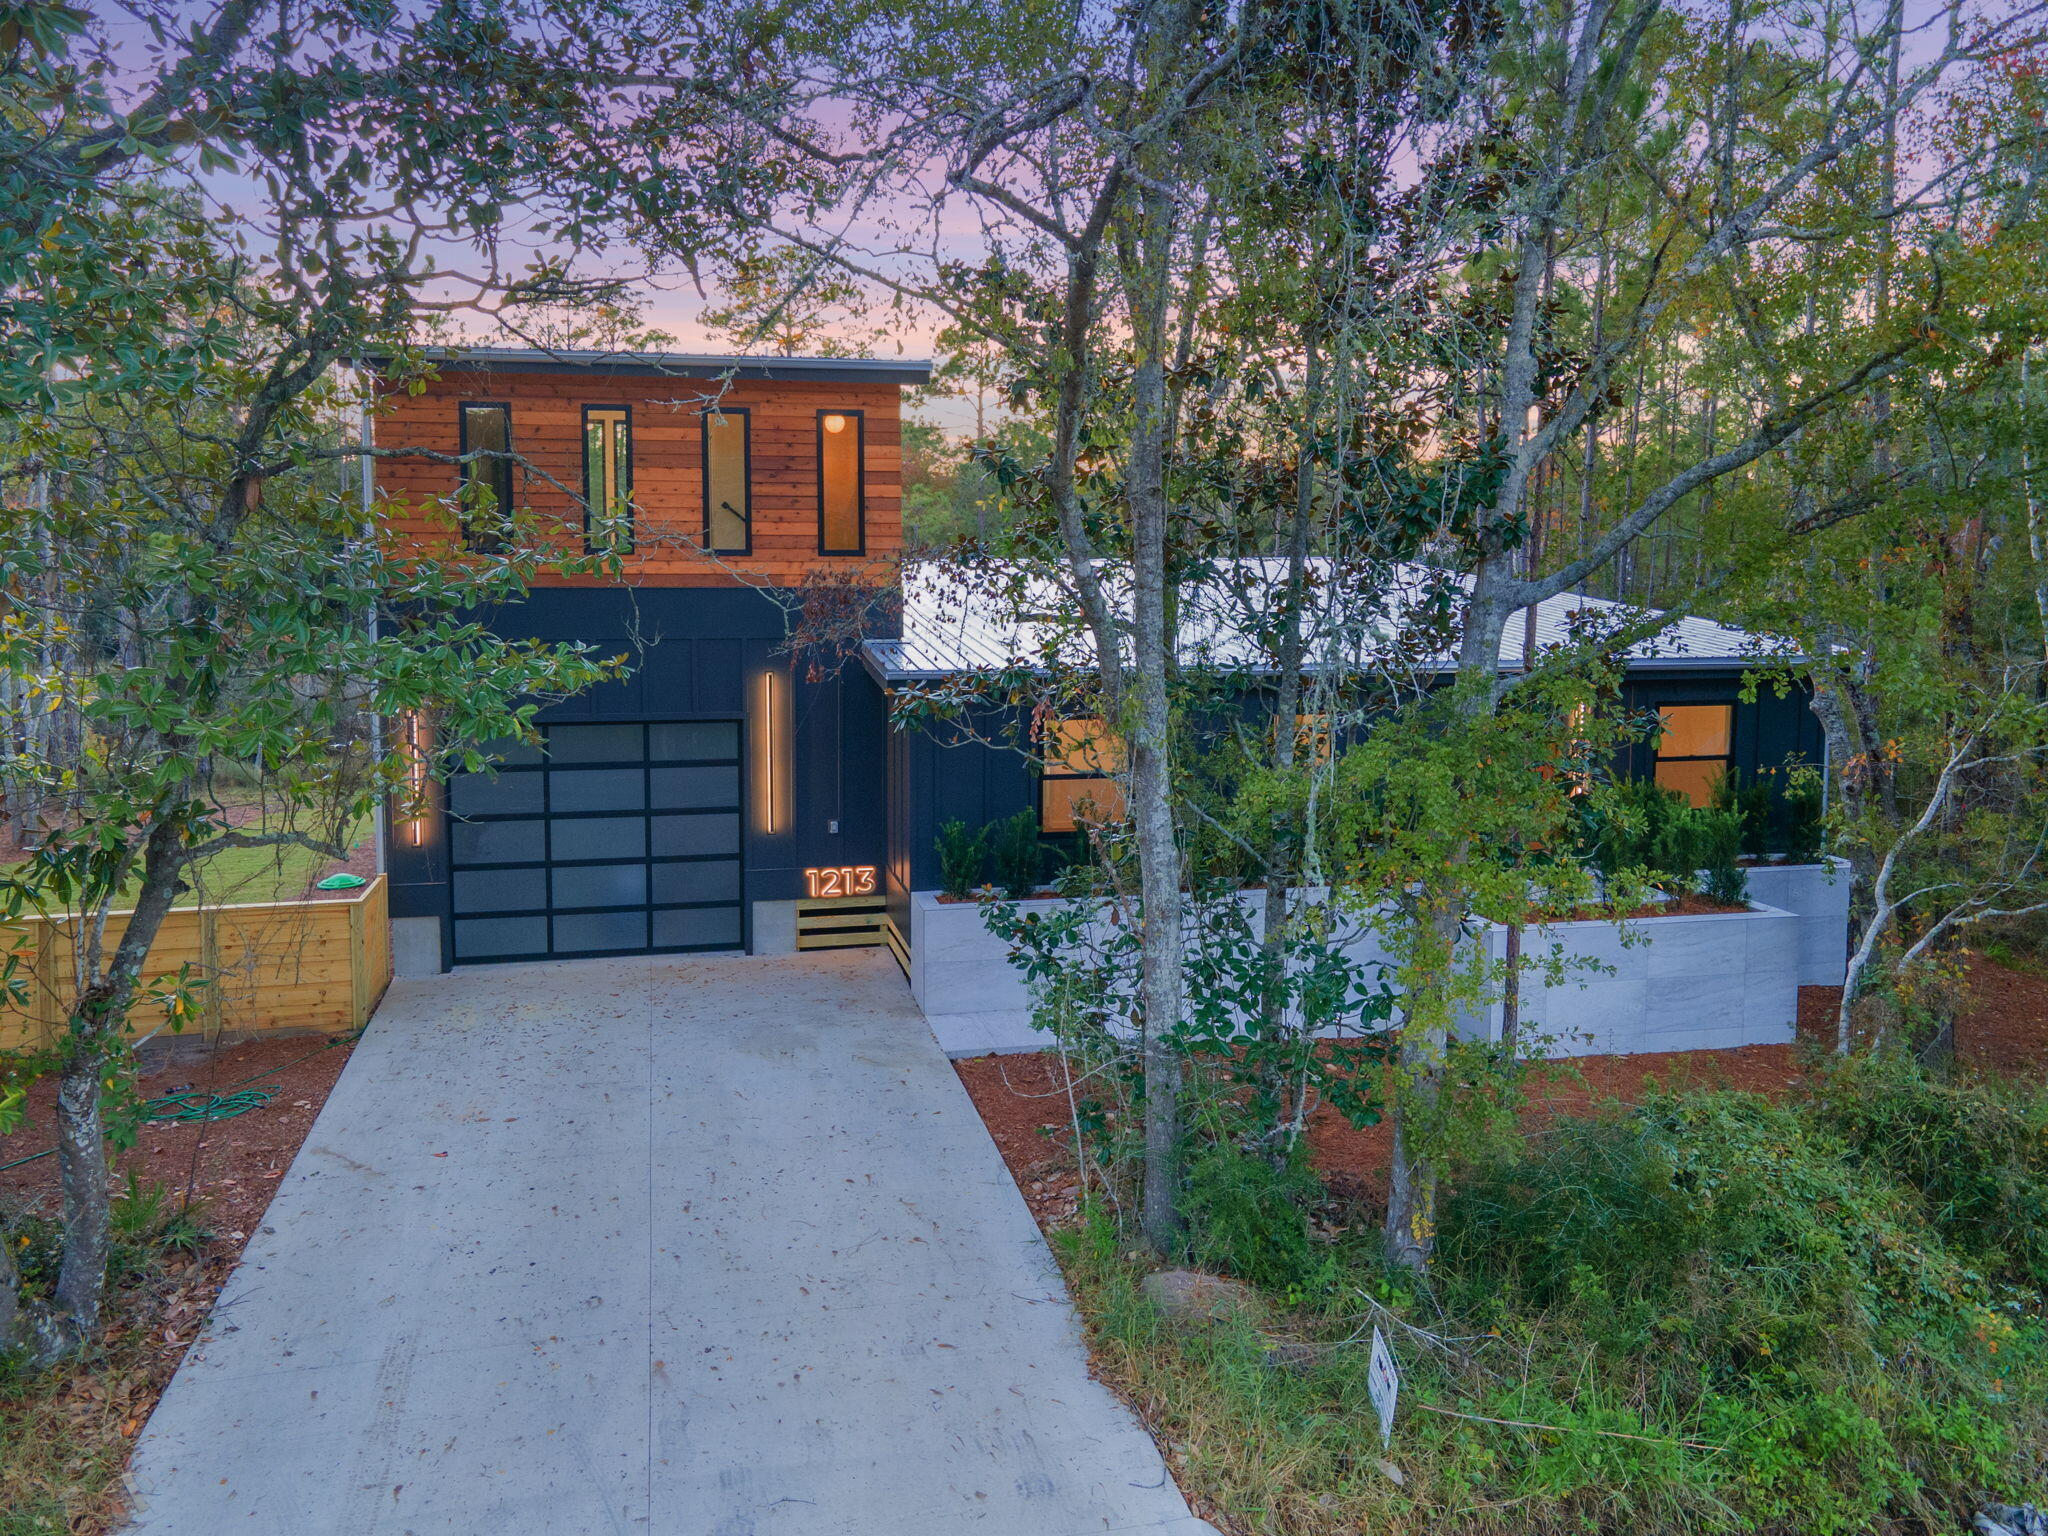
(1, 1032, 356, 1534)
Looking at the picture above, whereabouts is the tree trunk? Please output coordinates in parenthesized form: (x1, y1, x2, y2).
(51, 1048, 112, 1337)
(1127, 166, 1185, 1254)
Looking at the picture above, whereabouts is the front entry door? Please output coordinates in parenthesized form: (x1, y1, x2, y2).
(445, 721, 744, 964)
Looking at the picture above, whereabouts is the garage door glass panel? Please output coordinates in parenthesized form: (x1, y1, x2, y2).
(552, 863, 647, 910)
(450, 819, 545, 865)
(653, 908, 742, 949)
(654, 860, 739, 904)
(548, 769, 645, 813)
(548, 816, 646, 862)
(472, 736, 545, 767)
(453, 868, 548, 915)
(546, 723, 646, 764)
(454, 916, 547, 961)
(449, 773, 544, 817)
(553, 911, 649, 953)
(446, 720, 742, 963)
(651, 813, 740, 857)
(650, 765, 738, 810)
(649, 722, 738, 761)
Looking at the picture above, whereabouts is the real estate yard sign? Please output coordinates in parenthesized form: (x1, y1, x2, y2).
(1368, 1328, 1400, 1446)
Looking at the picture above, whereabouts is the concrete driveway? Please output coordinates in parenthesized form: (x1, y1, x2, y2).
(123, 950, 1211, 1535)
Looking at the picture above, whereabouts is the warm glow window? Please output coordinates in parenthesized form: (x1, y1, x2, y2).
(817, 409, 864, 555)
(1653, 703, 1734, 806)
(458, 402, 513, 550)
(1293, 713, 1332, 764)
(1040, 718, 1127, 833)
(702, 408, 751, 554)
(582, 406, 632, 553)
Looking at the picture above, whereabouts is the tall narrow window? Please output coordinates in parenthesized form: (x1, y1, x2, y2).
(1653, 703, 1734, 806)
(817, 409, 865, 555)
(458, 402, 513, 551)
(1039, 718, 1126, 833)
(582, 406, 632, 553)
(701, 407, 751, 554)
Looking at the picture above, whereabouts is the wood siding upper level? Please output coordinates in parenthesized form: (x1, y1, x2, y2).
(372, 367, 905, 589)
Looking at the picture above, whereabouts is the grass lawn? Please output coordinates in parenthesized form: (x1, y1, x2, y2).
(171, 815, 373, 906)
(3, 812, 373, 911)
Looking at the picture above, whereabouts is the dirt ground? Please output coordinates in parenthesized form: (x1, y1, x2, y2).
(956, 956, 2048, 1222)
(1, 1032, 357, 1242)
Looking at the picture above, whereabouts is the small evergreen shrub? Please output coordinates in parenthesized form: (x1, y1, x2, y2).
(988, 809, 1043, 897)
(1694, 805, 1747, 905)
(1782, 769, 1827, 863)
(1710, 767, 1775, 857)
(934, 818, 988, 898)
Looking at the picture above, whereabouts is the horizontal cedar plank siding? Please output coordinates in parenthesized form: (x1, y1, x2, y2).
(374, 370, 903, 589)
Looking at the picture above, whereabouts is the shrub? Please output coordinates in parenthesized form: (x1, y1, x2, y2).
(1430, 1090, 2047, 1532)
(1710, 767, 1774, 857)
(1805, 1051, 2048, 1288)
(1177, 1141, 1335, 1298)
(1782, 768, 1827, 863)
(988, 809, 1043, 898)
(934, 818, 988, 899)
(1693, 806, 1748, 906)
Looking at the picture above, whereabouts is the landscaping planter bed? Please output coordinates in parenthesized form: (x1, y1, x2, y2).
(912, 885, 1813, 1059)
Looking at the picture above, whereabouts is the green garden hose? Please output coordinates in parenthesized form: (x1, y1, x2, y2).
(0, 1029, 358, 1175)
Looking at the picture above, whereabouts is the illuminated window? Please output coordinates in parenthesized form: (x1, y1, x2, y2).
(1040, 718, 1126, 833)
(818, 409, 864, 555)
(458, 402, 513, 551)
(1292, 713, 1332, 764)
(701, 407, 750, 554)
(1653, 703, 1733, 806)
(582, 406, 632, 553)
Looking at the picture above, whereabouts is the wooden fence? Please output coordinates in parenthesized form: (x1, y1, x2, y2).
(1, 875, 392, 1052)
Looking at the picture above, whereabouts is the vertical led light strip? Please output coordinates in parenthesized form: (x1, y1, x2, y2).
(755, 671, 786, 835)
(403, 711, 431, 846)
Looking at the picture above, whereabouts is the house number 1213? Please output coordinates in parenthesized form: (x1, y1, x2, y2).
(804, 865, 877, 898)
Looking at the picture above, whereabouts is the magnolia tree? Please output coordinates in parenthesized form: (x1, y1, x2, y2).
(0, 0, 777, 1364)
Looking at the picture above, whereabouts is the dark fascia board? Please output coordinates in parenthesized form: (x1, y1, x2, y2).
(354, 347, 932, 386)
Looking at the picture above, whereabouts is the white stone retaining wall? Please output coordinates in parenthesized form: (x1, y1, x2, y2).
(910, 882, 1831, 1060)
(1456, 902, 1800, 1056)
(1737, 858, 1850, 986)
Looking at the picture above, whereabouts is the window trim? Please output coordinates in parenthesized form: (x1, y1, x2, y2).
(580, 404, 634, 555)
(456, 401, 514, 551)
(700, 405, 753, 557)
(1651, 701, 1735, 805)
(816, 407, 866, 556)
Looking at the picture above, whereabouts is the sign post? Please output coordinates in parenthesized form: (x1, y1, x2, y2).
(1367, 1327, 1400, 1448)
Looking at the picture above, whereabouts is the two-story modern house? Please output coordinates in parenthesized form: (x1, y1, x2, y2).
(371, 348, 1824, 981)
(370, 349, 927, 975)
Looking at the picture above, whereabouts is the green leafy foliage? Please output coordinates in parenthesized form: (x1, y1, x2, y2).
(987, 809, 1043, 898)
(1178, 1141, 1335, 1299)
(1804, 1051, 2048, 1289)
(1066, 1075, 2048, 1536)
(934, 819, 989, 899)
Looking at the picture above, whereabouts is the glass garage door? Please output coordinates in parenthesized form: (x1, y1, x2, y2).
(446, 721, 744, 964)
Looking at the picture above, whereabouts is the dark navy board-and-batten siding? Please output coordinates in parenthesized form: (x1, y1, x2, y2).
(880, 671, 1823, 901)
(384, 586, 892, 962)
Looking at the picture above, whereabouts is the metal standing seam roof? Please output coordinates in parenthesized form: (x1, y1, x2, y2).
(352, 347, 934, 385)
(862, 560, 1788, 682)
